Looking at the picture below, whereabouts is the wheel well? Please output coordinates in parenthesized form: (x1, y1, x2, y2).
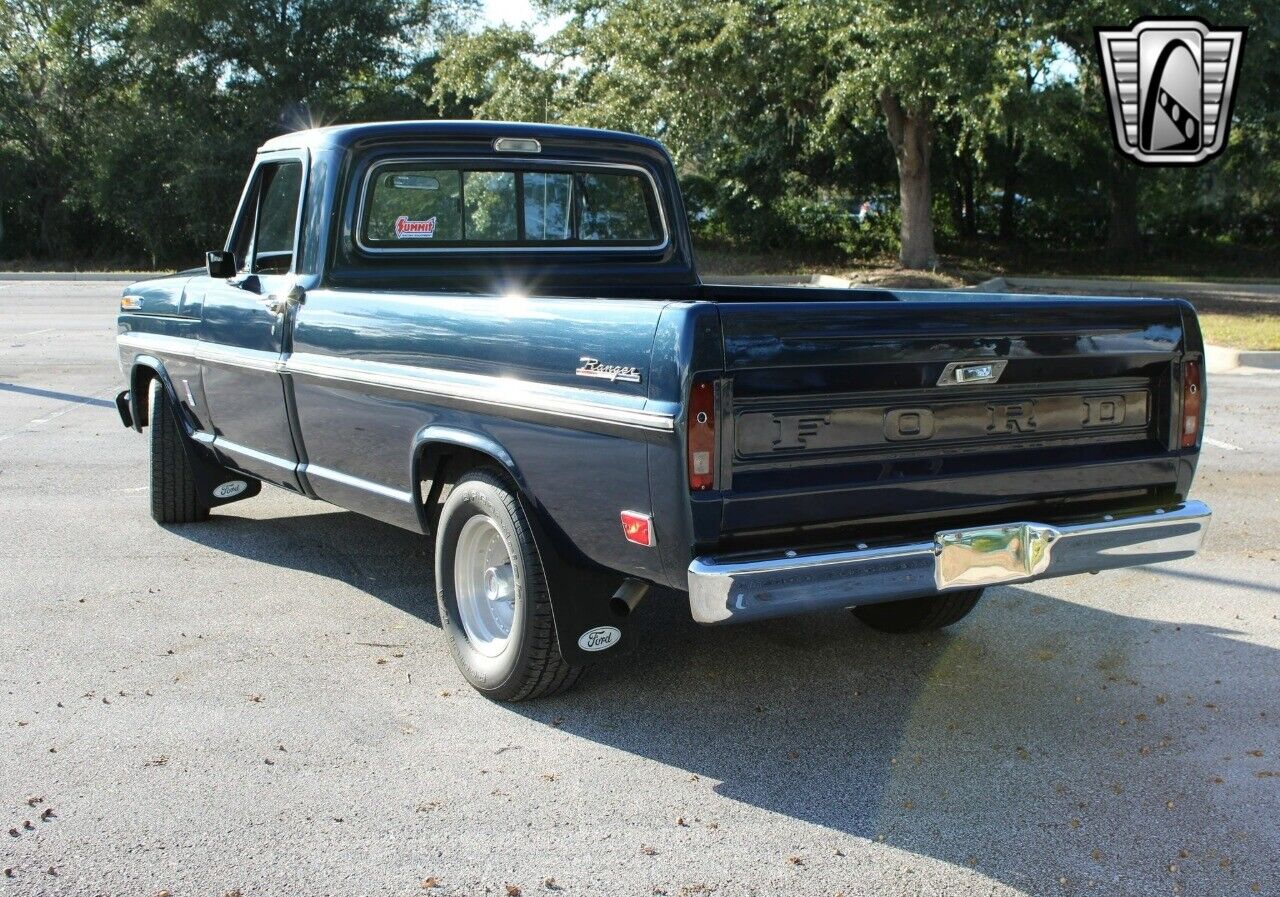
(417, 444, 512, 532)
(131, 365, 159, 428)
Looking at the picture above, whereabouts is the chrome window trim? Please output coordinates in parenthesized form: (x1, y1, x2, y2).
(116, 333, 675, 433)
(353, 157, 671, 256)
(221, 148, 311, 275)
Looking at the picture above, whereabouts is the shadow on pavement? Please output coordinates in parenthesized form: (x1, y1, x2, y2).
(174, 507, 1279, 895)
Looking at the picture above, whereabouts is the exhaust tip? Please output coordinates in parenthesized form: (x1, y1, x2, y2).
(609, 579, 649, 618)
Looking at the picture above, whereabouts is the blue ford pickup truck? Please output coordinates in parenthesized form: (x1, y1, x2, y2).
(116, 120, 1211, 701)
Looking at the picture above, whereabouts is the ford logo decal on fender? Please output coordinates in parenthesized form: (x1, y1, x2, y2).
(578, 626, 621, 652)
(212, 480, 248, 499)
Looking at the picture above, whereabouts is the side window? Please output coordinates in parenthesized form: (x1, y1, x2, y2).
(250, 161, 303, 275)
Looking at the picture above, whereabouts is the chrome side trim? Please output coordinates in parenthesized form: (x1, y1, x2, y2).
(118, 332, 205, 363)
(212, 436, 297, 472)
(117, 332, 284, 372)
(190, 426, 413, 503)
(117, 333, 674, 433)
(688, 501, 1212, 625)
(198, 341, 283, 373)
(303, 464, 414, 504)
(285, 352, 675, 432)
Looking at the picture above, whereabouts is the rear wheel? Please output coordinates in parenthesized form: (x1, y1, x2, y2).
(853, 589, 983, 633)
(435, 470, 581, 701)
(148, 380, 209, 524)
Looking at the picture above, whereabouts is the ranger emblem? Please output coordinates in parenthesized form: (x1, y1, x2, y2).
(576, 357, 642, 383)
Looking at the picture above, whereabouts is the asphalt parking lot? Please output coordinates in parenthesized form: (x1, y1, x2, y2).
(2, 280, 1278, 897)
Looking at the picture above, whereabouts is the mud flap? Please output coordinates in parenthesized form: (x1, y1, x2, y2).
(157, 386, 263, 511)
(521, 501, 641, 667)
(182, 436, 263, 510)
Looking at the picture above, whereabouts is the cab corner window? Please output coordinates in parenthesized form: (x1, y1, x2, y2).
(360, 163, 662, 250)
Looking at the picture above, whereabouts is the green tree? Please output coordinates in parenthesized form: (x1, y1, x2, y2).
(0, 0, 128, 256)
(793, 0, 1029, 268)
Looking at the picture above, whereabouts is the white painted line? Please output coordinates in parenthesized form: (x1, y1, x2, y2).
(0, 386, 116, 443)
(13, 328, 55, 338)
(1203, 436, 1241, 451)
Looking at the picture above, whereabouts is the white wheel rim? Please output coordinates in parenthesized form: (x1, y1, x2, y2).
(454, 515, 517, 658)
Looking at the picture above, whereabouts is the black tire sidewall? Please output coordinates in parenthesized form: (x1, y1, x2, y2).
(435, 474, 540, 698)
(853, 588, 983, 633)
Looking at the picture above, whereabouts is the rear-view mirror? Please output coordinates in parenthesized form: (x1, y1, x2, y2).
(205, 250, 236, 279)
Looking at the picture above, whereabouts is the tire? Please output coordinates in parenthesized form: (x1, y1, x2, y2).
(434, 469, 581, 701)
(852, 588, 983, 634)
(148, 380, 209, 524)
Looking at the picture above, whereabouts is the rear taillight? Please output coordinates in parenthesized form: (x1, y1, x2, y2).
(687, 379, 715, 491)
(1180, 360, 1202, 448)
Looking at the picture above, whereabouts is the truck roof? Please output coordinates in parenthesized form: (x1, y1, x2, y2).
(258, 120, 670, 155)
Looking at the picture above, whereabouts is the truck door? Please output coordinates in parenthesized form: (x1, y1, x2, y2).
(199, 151, 306, 488)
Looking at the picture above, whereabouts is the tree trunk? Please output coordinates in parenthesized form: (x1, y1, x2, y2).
(961, 160, 976, 238)
(998, 123, 1020, 241)
(880, 90, 935, 269)
(950, 181, 965, 235)
(1106, 156, 1139, 253)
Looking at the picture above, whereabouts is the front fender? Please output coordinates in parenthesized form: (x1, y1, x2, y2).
(411, 425, 637, 667)
(127, 356, 181, 434)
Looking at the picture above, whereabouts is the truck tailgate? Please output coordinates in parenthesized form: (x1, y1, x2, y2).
(713, 295, 1194, 548)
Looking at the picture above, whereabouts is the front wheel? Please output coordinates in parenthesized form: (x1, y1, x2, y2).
(148, 380, 209, 524)
(852, 589, 983, 634)
(434, 470, 581, 701)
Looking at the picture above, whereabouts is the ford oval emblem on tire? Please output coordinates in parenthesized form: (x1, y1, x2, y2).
(578, 626, 621, 652)
(212, 480, 248, 499)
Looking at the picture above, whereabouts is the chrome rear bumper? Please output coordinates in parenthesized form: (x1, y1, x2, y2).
(687, 501, 1211, 625)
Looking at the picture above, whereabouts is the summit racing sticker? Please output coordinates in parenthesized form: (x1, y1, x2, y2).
(394, 215, 437, 239)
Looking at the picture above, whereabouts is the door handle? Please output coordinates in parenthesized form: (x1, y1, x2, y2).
(264, 284, 306, 316)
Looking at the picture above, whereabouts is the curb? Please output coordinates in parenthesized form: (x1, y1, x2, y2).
(1206, 347, 1280, 373)
(973, 275, 1280, 300)
(0, 271, 158, 282)
(704, 273, 855, 288)
(1205, 345, 1241, 374)
(1236, 350, 1280, 371)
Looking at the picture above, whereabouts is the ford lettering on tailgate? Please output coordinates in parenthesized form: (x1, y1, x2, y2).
(736, 391, 1150, 457)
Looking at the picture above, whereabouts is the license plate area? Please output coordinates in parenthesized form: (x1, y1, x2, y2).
(934, 522, 1059, 589)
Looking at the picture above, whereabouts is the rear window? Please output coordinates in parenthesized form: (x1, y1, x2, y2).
(360, 162, 664, 250)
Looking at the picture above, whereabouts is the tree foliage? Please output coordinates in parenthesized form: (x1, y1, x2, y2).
(0, 0, 1275, 270)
